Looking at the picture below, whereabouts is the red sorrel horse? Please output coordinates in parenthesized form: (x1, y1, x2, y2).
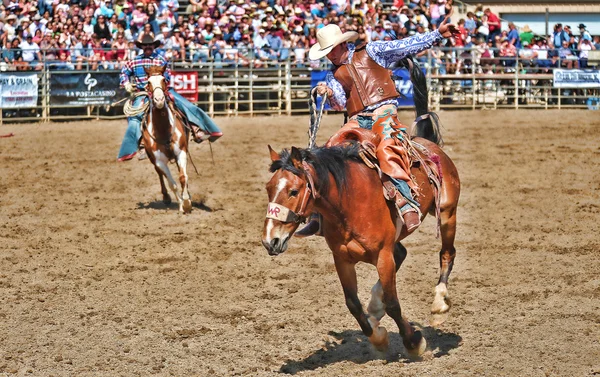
(143, 66, 192, 213)
(261, 58, 460, 358)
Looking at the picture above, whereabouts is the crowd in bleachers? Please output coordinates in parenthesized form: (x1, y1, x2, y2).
(1, 0, 599, 72)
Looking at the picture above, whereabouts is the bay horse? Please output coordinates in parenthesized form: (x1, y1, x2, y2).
(142, 65, 192, 213)
(261, 58, 460, 358)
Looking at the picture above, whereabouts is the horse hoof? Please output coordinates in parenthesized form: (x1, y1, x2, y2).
(430, 313, 449, 328)
(163, 195, 172, 206)
(183, 199, 192, 213)
(367, 318, 389, 353)
(406, 333, 427, 359)
(431, 300, 450, 315)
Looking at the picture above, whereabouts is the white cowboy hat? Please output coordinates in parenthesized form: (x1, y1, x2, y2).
(309, 24, 357, 60)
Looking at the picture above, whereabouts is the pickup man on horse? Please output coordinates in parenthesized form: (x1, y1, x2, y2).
(117, 34, 223, 161)
(297, 20, 458, 236)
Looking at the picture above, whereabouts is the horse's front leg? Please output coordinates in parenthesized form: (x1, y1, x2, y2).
(377, 246, 427, 358)
(368, 242, 408, 321)
(154, 152, 182, 209)
(175, 150, 192, 213)
(153, 165, 171, 205)
(333, 256, 389, 352)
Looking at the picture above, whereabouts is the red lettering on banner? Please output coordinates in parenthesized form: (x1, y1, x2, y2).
(170, 72, 198, 102)
(267, 206, 280, 216)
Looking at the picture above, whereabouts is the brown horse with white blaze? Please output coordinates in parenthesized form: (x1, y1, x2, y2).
(143, 65, 192, 213)
(261, 57, 460, 358)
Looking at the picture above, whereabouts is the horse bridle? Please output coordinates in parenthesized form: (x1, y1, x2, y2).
(266, 161, 318, 224)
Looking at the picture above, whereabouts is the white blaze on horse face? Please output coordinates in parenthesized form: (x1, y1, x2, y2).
(264, 177, 289, 243)
(148, 75, 166, 109)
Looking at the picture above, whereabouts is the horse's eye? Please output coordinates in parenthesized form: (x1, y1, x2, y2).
(289, 189, 299, 197)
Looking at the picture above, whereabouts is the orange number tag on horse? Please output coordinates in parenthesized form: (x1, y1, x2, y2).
(266, 202, 293, 222)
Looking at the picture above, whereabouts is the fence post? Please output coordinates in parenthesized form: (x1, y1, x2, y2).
(42, 65, 49, 123)
(249, 59, 254, 117)
(471, 48, 476, 110)
(285, 58, 292, 116)
(209, 61, 214, 117)
(514, 55, 519, 110)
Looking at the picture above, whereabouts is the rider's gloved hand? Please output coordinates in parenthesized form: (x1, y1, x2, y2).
(316, 83, 333, 97)
(124, 82, 136, 93)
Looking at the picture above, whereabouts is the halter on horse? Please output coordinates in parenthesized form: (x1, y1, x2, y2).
(261, 58, 461, 358)
(142, 65, 192, 213)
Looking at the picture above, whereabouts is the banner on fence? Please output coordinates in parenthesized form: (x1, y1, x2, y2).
(553, 69, 600, 88)
(171, 71, 198, 102)
(50, 72, 127, 106)
(0, 73, 38, 108)
(311, 68, 418, 110)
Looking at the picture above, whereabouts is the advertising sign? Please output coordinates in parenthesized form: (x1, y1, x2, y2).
(50, 72, 127, 106)
(171, 71, 198, 102)
(0, 73, 38, 108)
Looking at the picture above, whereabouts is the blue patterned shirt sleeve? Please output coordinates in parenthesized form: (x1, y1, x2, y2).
(325, 71, 346, 111)
(365, 30, 442, 69)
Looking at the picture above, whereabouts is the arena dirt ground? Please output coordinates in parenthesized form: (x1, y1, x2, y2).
(0, 110, 599, 377)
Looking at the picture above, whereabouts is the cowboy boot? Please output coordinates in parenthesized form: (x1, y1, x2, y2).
(191, 125, 210, 143)
(400, 204, 421, 233)
(294, 213, 322, 238)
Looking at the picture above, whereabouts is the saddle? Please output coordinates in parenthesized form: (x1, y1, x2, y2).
(328, 127, 444, 234)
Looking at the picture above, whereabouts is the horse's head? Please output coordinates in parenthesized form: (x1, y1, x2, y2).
(145, 65, 168, 109)
(262, 145, 317, 256)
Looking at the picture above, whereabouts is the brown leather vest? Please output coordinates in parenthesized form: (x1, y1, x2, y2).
(332, 46, 400, 117)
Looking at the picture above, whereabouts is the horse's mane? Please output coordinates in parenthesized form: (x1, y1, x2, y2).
(270, 143, 362, 197)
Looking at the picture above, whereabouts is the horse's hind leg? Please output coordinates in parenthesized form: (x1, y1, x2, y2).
(368, 242, 407, 321)
(176, 151, 192, 213)
(334, 257, 388, 352)
(377, 245, 426, 358)
(431, 202, 458, 318)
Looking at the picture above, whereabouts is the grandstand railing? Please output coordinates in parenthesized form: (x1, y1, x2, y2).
(0, 47, 598, 124)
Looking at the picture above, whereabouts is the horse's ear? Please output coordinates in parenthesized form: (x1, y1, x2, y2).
(144, 67, 150, 76)
(268, 145, 280, 162)
(160, 64, 166, 74)
(290, 146, 303, 170)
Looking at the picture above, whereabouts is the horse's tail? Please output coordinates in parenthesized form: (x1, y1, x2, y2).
(395, 56, 443, 146)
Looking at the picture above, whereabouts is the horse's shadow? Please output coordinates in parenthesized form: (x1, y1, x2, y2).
(136, 200, 213, 212)
(279, 325, 462, 375)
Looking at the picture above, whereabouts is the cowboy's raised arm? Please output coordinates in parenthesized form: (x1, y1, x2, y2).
(365, 30, 442, 69)
(325, 71, 346, 111)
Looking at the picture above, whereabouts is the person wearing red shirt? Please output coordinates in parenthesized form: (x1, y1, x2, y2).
(484, 8, 501, 42)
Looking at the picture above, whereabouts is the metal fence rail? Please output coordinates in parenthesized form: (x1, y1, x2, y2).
(1, 48, 598, 124)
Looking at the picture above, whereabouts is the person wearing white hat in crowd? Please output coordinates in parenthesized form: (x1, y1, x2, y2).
(3, 14, 18, 40)
(296, 16, 459, 237)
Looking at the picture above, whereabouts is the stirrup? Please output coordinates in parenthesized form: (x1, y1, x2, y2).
(294, 214, 322, 238)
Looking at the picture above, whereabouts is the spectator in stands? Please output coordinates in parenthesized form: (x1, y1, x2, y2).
(578, 36, 596, 68)
(20, 34, 42, 70)
(73, 33, 94, 69)
(1, 37, 24, 71)
(464, 12, 477, 35)
(507, 22, 521, 49)
(518, 41, 538, 72)
(519, 25, 533, 46)
(552, 23, 569, 49)
(499, 39, 517, 71)
(484, 8, 501, 42)
(594, 35, 600, 50)
(558, 40, 577, 69)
